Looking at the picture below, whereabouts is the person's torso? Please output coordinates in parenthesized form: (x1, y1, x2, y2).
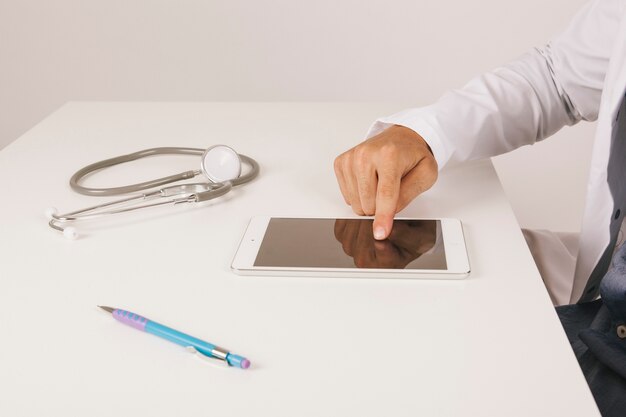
(573, 13, 626, 303)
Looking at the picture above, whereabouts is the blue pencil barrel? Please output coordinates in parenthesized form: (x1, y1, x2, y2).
(145, 320, 250, 369)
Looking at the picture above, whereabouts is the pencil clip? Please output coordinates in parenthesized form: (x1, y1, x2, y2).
(185, 346, 230, 368)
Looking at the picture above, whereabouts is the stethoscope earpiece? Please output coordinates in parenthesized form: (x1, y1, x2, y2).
(45, 207, 58, 220)
(46, 208, 78, 239)
(63, 227, 79, 240)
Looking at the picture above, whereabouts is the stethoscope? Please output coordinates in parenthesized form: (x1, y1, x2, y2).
(46, 145, 259, 239)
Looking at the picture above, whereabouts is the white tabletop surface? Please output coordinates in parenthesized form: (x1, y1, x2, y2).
(0, 102, 599, 416)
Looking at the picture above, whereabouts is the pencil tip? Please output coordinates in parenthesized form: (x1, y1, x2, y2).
(98, 305, 115, 314)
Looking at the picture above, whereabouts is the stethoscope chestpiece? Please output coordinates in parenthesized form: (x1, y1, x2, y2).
(201, 145, 242, 183)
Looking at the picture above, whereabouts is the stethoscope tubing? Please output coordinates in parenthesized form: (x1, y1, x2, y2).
(48, 146, 259, 237)
(69, 147, 258, 196)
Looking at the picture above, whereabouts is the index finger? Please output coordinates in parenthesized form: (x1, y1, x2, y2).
(373, 168, 401, 240)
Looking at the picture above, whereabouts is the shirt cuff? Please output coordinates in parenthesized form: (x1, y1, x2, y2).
(365, 108, 451, 170)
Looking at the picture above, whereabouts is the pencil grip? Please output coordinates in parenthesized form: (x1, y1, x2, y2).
(112, 308, 148, 331)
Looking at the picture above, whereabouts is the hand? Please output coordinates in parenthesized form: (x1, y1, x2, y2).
(334, 125, 438, 240)
(333, 219, 437, 269)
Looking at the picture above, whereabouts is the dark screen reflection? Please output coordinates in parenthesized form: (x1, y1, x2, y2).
(254, 218, 446, 270)
(334, 219, 441, 269)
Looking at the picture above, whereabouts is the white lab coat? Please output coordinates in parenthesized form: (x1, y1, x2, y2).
(367, 0, 626, 304)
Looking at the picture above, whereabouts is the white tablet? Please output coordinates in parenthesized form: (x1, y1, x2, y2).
(231, 217, 470, 279)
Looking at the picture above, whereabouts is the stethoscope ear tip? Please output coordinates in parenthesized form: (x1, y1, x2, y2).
(63, 227, 79, 240)
(46, 207, 78, 239)
(45, 207, 58, 220)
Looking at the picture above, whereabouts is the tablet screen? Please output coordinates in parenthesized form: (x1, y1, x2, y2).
(254, 218, 446, 270)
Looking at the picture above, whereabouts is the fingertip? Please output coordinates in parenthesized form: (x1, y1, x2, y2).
(373, 226, 386, 240)
(373, 214, 393, 240)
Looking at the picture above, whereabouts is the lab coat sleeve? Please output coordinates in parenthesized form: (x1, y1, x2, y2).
(367, 0, 623, 169)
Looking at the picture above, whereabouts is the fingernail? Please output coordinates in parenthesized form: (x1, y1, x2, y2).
(374, 227, 386, 240)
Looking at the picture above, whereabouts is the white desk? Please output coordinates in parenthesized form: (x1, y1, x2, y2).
(0, 103, 599, 416)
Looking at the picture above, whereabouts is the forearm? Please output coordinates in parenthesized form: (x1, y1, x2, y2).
(369, 49, 578, 168)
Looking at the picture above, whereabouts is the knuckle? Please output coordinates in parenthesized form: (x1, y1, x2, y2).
(379, 143, 399, 159)
(342, 152, 354, 170)
(353, 147, 371, 170)
(421, 159, 438, 185)
(357, 173, 372, 190)
(352, 205, 365, 216)
(360, 197, 375, 215)
(333, 156, 343, 173)
(357, 183, 370, 198)
(378, 184, 397, 199)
